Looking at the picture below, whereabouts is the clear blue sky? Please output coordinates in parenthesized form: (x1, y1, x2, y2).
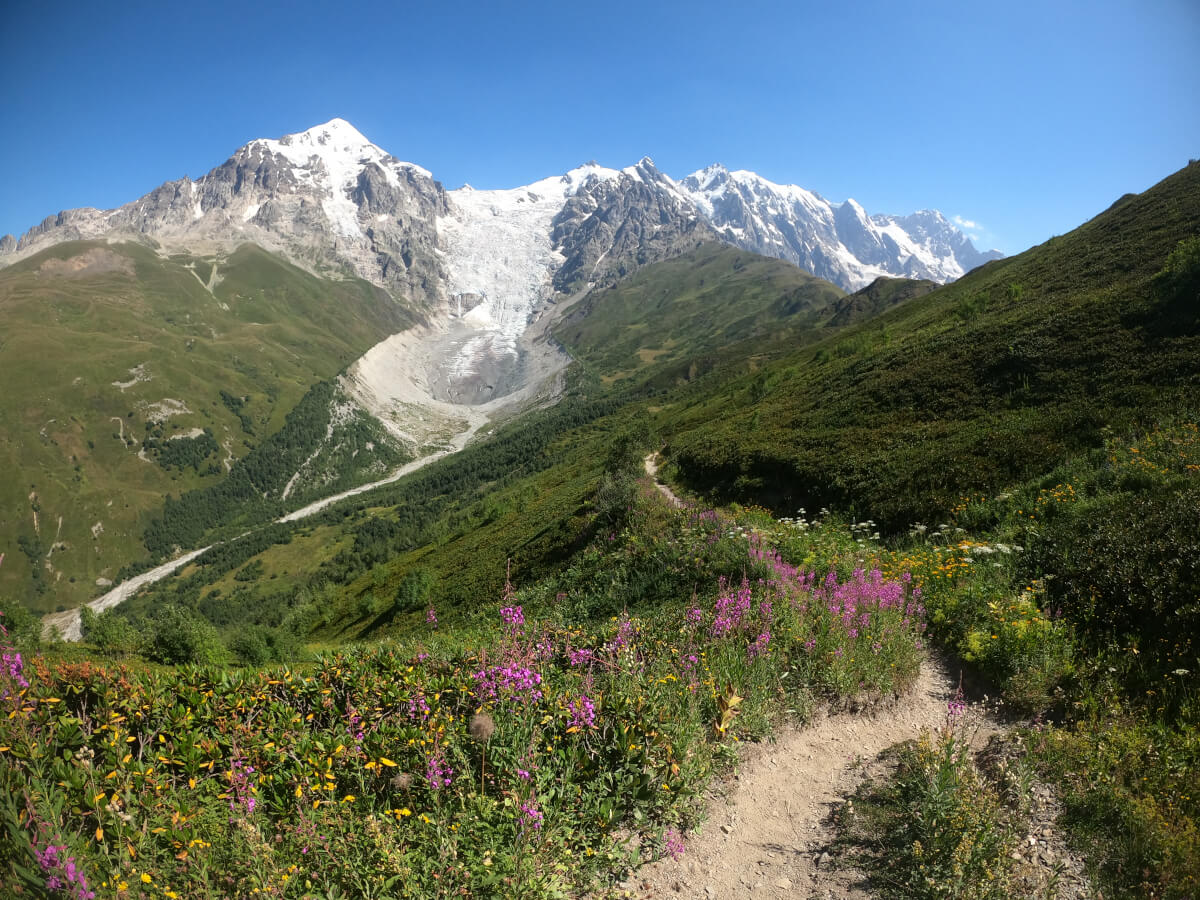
(2, 0, 1197, 256)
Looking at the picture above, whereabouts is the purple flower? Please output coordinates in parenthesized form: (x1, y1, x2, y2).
(568, 647, 595, 667)
(473, 664, 544, 703)
(426, 752, 453, 789)
(35, 841, 95, 899)
(518, 799, 543, 830)
(500, 605, 525, 628)
(426, 607, 438, 625)
(664, 828, 686, 860)
(567, 694, 597, 730)
(747, 631, 771, 659)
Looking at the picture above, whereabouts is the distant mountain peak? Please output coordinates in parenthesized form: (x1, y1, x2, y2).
(0, 119, 1000, 294)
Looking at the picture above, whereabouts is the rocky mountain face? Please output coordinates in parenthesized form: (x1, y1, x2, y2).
(676, 164, 1002, 288)
(3, 120, 450, 306)
(1, 119, 1000, 301)
(0, 119, 1001, 420)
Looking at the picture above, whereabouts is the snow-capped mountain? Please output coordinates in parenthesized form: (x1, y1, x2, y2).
(1, 118, 1000, 301)
(0, 118, 1002, 413)
(676, 164, 1001, 288)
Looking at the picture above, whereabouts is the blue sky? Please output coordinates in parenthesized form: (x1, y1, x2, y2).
(2, 0, 1197, 256)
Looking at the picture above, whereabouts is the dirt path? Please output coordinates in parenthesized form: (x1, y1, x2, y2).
(644, 453, 684, 508)
(622, 656, 984, 899)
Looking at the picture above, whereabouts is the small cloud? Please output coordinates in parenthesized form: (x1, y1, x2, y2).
(952, 214, 979, 230)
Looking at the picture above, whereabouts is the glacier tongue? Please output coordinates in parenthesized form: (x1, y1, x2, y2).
(435, 165, 622, 396)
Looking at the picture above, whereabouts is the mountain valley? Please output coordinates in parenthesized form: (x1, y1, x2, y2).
(1, 119, 1197, 900)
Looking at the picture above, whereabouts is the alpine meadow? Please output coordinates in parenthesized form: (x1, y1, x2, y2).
(1, 107, 1197, 900)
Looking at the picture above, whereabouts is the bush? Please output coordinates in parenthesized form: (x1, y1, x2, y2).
(1025, 482, 1200, 684)
(860, 722, 1019, 899)
(79, 607, 142, 657)
(1152, 236, 1200, 307)
(146, 604, 225, 665)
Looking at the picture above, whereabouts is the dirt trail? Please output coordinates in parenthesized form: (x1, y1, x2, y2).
(622, 656, 985, 900)
(644, 453, 684, 508)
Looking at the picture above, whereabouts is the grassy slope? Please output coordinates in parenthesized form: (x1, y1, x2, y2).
(553, 242, 846, 389)
(118, 249, 859, 642)
(0, 241, 413, 611)
(80, 162, 1199, 650)
(663, 162, 1200, 527)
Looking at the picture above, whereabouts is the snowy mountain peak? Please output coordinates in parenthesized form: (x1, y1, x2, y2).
(278, 117, 373, 150)
(1, 121, 1001, 302)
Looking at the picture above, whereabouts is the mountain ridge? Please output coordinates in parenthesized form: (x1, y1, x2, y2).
(0, 118, 1000, 294)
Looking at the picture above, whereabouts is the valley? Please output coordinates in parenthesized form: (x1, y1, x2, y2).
(0, 115, 1197, 899)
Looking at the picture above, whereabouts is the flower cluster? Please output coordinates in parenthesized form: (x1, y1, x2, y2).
(425, 751, 453, 790)
(227, 756, 258, 819)
(664, 828, 686, 860)
(35, 841, 96, 899)
(747, 630, 771, 659)
(567, 694, 597, 730)
(518, 799, 543, 830)
(711, 577, 753, 637)
(473, 663, 544, 703)
(500, 605, 525, 628)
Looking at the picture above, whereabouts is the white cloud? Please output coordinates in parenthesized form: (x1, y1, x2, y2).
(952, 214, 979, 230)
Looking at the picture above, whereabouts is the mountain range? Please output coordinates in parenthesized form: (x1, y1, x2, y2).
(0, 118, 1003, 613)
(1, 118, 999, 299)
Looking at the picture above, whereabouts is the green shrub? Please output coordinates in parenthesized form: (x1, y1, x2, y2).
(146, 604, 225, 665)
(865, 723, 1019, 899)
(1152, 235, 1200, 307)
(79, 607, 143, 657)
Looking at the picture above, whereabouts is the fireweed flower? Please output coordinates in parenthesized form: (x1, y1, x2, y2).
(227, 757, 258, 820)
(425, 607, 438, 625)
(473, 664, 544, 703)
(518, 799, 543, 830)
(35, 842, 96, 900)
(407, 693, 431, 721)
(500, 605, 525, 628)
(567, 647, 595, 667)
(947, 689, 967, 721)
(664, 828, 686, 860)
(567, 694, 597, 730)
(609, 616, 635, 651)
(747, 631, 771, 659)
(711, 578, 753, 637)
(425, 751, 453, 789)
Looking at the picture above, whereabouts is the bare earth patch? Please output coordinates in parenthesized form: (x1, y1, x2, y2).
(620, 656, 987, 899)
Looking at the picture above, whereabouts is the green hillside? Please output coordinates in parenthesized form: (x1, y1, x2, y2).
(4, 163, 1200, 899)
(664, 162, 1200, 527)
(553, 242, 846, 388)
(0, 240, 414, 611)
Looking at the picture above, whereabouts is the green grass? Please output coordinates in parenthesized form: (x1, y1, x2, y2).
(553, 241, 846, 389)
(660, 161, 1200, 528)
(0, 241, 413, 611)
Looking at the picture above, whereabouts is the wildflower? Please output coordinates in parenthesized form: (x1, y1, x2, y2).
(947, 689, 967, 721)
(473, 664, 543, 703)
(568, 647, 595, 667)
(518, 799, 543, 830)
(664, 828, 686, 860)
(426, 607, 438, 626)
(567, 694, 597, 730)
(747, 631, 771, 659)
(35, 842, 96, 899)
(425, 751, 453, 790)
(500, 605, 525, 628)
